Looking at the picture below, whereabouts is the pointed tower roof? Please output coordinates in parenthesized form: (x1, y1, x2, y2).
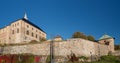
(99, 34, 113, 40)
(24, 12, 28, 20)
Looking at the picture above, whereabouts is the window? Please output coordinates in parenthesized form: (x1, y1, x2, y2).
(9, 37, 11, 39)
(17, 28, 19, 33)
(36, 30, 37, 32)
(105, 42, 109, 45)
(36, 34, 37, 38)
(15, 24, 16, 27)
(12, 30, 14, 34)
(26, 30, 29, 35)
(32, 28, 34, 30)
(32, 32, 34, 37)
(13, 24, 14, 27)
(27, 25, 29, 28)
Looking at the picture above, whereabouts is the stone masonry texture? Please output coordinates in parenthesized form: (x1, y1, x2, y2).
(0, 38, 113, 57)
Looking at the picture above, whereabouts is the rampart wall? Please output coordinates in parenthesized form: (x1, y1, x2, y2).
(0, 38, 110, 57)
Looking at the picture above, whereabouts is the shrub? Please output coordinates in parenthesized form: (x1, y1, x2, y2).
(40, 38, 46, 42)
(79, 56, 88, 60)
(28, 55, 34, 63)
(115, 44, 120, 50)
(29, 40, 38, 43)
(46, 55, 50, 63)
(100, 55, 117, 61)
(1, 60, 6, 63)
(67, 53, 78, 62)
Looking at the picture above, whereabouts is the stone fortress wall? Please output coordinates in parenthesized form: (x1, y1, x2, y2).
(0, 38, 112, 57)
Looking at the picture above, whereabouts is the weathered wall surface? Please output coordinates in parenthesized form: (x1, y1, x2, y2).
(0, 38, 110, 57)
(112, 50, 120, 56)
(94, 42, 109, 56)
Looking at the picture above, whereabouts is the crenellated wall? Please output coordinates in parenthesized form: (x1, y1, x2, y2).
(0, 38, 112, 57)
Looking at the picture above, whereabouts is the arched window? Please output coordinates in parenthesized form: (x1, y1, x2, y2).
(26, 30, 29, 35)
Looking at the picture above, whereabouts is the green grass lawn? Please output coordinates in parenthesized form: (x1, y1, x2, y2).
(91, 55, 120, 63)
(66, 55, 120, 63)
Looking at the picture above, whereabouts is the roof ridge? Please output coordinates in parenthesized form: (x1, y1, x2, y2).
(99, 34, 113, 40)
(21, 18, 46, 33)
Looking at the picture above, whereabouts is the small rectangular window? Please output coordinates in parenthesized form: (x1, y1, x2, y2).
(17, 28, 19, 33)
(32, 32, 34, 37)
(36, 34, 37, 38)
(26, 30, 29, 35)
(9, 37, 11, 39)
(32, 28, 34, 30)
(15, 24, 16, 27)
(12, 30, 14, 34)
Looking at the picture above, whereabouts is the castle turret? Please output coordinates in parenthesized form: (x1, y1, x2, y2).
(99, 34, 114, 52)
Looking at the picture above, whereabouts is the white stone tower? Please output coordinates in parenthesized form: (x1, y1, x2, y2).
(99, 34, 115, 52)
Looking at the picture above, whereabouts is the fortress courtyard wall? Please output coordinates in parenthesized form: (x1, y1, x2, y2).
(0, 38, 109, 57)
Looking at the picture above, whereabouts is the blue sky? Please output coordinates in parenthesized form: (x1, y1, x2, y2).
(0, 0, 120, 44)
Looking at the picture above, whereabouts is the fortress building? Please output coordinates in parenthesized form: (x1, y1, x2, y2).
(0, 13, 46, 44)
(0, 13, 115, 59)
